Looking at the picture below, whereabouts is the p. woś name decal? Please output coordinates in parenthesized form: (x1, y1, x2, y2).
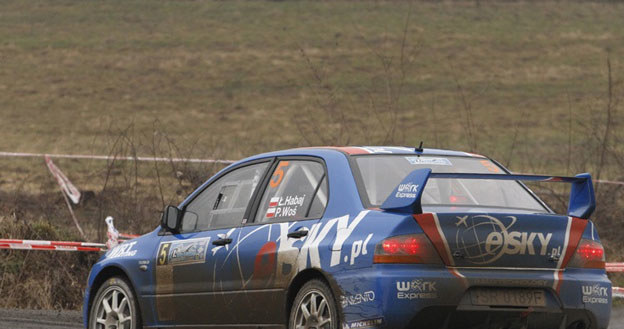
(266, 194, 306, 218)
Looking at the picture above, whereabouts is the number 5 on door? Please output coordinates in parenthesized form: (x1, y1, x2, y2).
(270, 161, 289, 188)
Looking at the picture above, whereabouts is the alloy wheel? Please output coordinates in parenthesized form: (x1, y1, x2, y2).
(294, 289, 333, 329)
(94, 286, 133, 329)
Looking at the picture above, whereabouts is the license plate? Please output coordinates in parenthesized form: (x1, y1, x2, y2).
(471, 288, 546, 307)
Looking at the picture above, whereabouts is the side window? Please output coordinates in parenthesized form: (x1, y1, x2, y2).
(255, 160, 328, 223)
(181, 162, 269, 232)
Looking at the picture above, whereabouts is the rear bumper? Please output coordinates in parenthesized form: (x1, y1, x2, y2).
(334, 265, 611, 329)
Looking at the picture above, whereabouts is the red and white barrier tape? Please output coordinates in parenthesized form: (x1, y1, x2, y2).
(0, 216, 137, 252)
(0, 151, 236, 164)
(606, 263, 624, 299)
(613, 287, 624, 299)
(45, 156, 81, 204)
(606, 262, 624, 273)
(0, 239, 106, 252)
(5, 151, 624, 185)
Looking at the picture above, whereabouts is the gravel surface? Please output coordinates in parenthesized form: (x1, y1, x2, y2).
(1, 307, 623, 328)
(610, 307, 624, 329)
(0, 308, 82, 329)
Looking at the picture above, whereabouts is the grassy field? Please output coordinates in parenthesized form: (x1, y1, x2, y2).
(1, 0, 624, 309)
(1, 1, 623, 161)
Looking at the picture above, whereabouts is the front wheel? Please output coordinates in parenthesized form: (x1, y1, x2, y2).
(89, 276, 140, 329)
(289, 279, 339, 329)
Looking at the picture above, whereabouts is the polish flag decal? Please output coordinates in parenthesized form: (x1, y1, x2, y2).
(269, 197, 280, 208)
(266, 208, 276, 218)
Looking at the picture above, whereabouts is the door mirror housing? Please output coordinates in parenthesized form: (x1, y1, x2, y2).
(161, 205, 181, 232)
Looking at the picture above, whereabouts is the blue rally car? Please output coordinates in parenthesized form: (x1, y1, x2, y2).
(84, 146, 611, 329)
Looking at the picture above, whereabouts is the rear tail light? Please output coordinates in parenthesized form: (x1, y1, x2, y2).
(567, 239, 605, 269)
(374, 234, 443, 264)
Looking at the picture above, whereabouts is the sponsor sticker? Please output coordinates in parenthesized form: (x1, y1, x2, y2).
(454, 215, 553, 265)
(405, 157, 452, 166)
(343, 233, 373, 266)
(342, 317, 384, 329)
(395, 183, 419, 199)
(107, 241, 137, 259)
(157, 238, 210, 266)
(396, 279, 438, 300)
(582, 284, 609, 304)
(341, 291, 375, 307)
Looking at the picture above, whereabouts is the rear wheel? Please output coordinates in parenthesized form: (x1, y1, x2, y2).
(289, 279, 339, 329)
(89, 276, 140, 329)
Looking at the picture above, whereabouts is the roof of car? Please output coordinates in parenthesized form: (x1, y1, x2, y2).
(238, 146, 486, 164)
(182, 146, 491, 210)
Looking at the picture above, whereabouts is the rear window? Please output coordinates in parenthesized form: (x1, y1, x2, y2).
(352, 155, 548, 213)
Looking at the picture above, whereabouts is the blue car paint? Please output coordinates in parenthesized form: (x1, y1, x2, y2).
(380, 168, 431, 214)
(84, 147, 611, 329)
(568, 173, 596, 219)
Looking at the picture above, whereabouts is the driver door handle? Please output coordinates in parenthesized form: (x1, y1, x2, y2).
(287, 230, 308, 239)
(212, 238, 232, 246)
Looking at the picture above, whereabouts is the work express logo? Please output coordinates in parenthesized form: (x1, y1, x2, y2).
(396, 279, 437, 300)
(453, 215, 553, 265)
(582, 284, 609, 304)
(395, 183, 419, 199)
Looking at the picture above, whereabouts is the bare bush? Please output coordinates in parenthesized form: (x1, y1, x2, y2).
(0, 219, 99, 310)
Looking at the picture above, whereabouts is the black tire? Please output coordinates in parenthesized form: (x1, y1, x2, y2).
(289, 279, 339, 329)
(88, 276, 141, 329)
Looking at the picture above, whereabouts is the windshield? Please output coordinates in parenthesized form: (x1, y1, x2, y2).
(352, 155, 548, 213)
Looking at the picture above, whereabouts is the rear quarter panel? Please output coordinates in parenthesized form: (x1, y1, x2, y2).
(313, 210, 422, 326)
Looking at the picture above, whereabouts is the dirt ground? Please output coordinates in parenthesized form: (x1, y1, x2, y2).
(0, 308, 82, 329)
(1, 307, 623, 329)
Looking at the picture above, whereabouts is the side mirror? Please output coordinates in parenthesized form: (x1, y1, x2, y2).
(161, 205, 181, 232)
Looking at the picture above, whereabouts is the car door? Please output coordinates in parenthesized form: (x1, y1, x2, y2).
(153, 160, 271, 326)
(228, 158, 329, 325)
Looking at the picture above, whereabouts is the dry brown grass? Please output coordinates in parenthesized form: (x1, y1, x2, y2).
(0, 217, 99, 310)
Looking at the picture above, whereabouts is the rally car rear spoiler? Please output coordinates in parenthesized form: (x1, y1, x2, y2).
(380, 168, 595, 219)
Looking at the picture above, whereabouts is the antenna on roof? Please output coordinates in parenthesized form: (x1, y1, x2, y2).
(415, 141, 424, 153)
